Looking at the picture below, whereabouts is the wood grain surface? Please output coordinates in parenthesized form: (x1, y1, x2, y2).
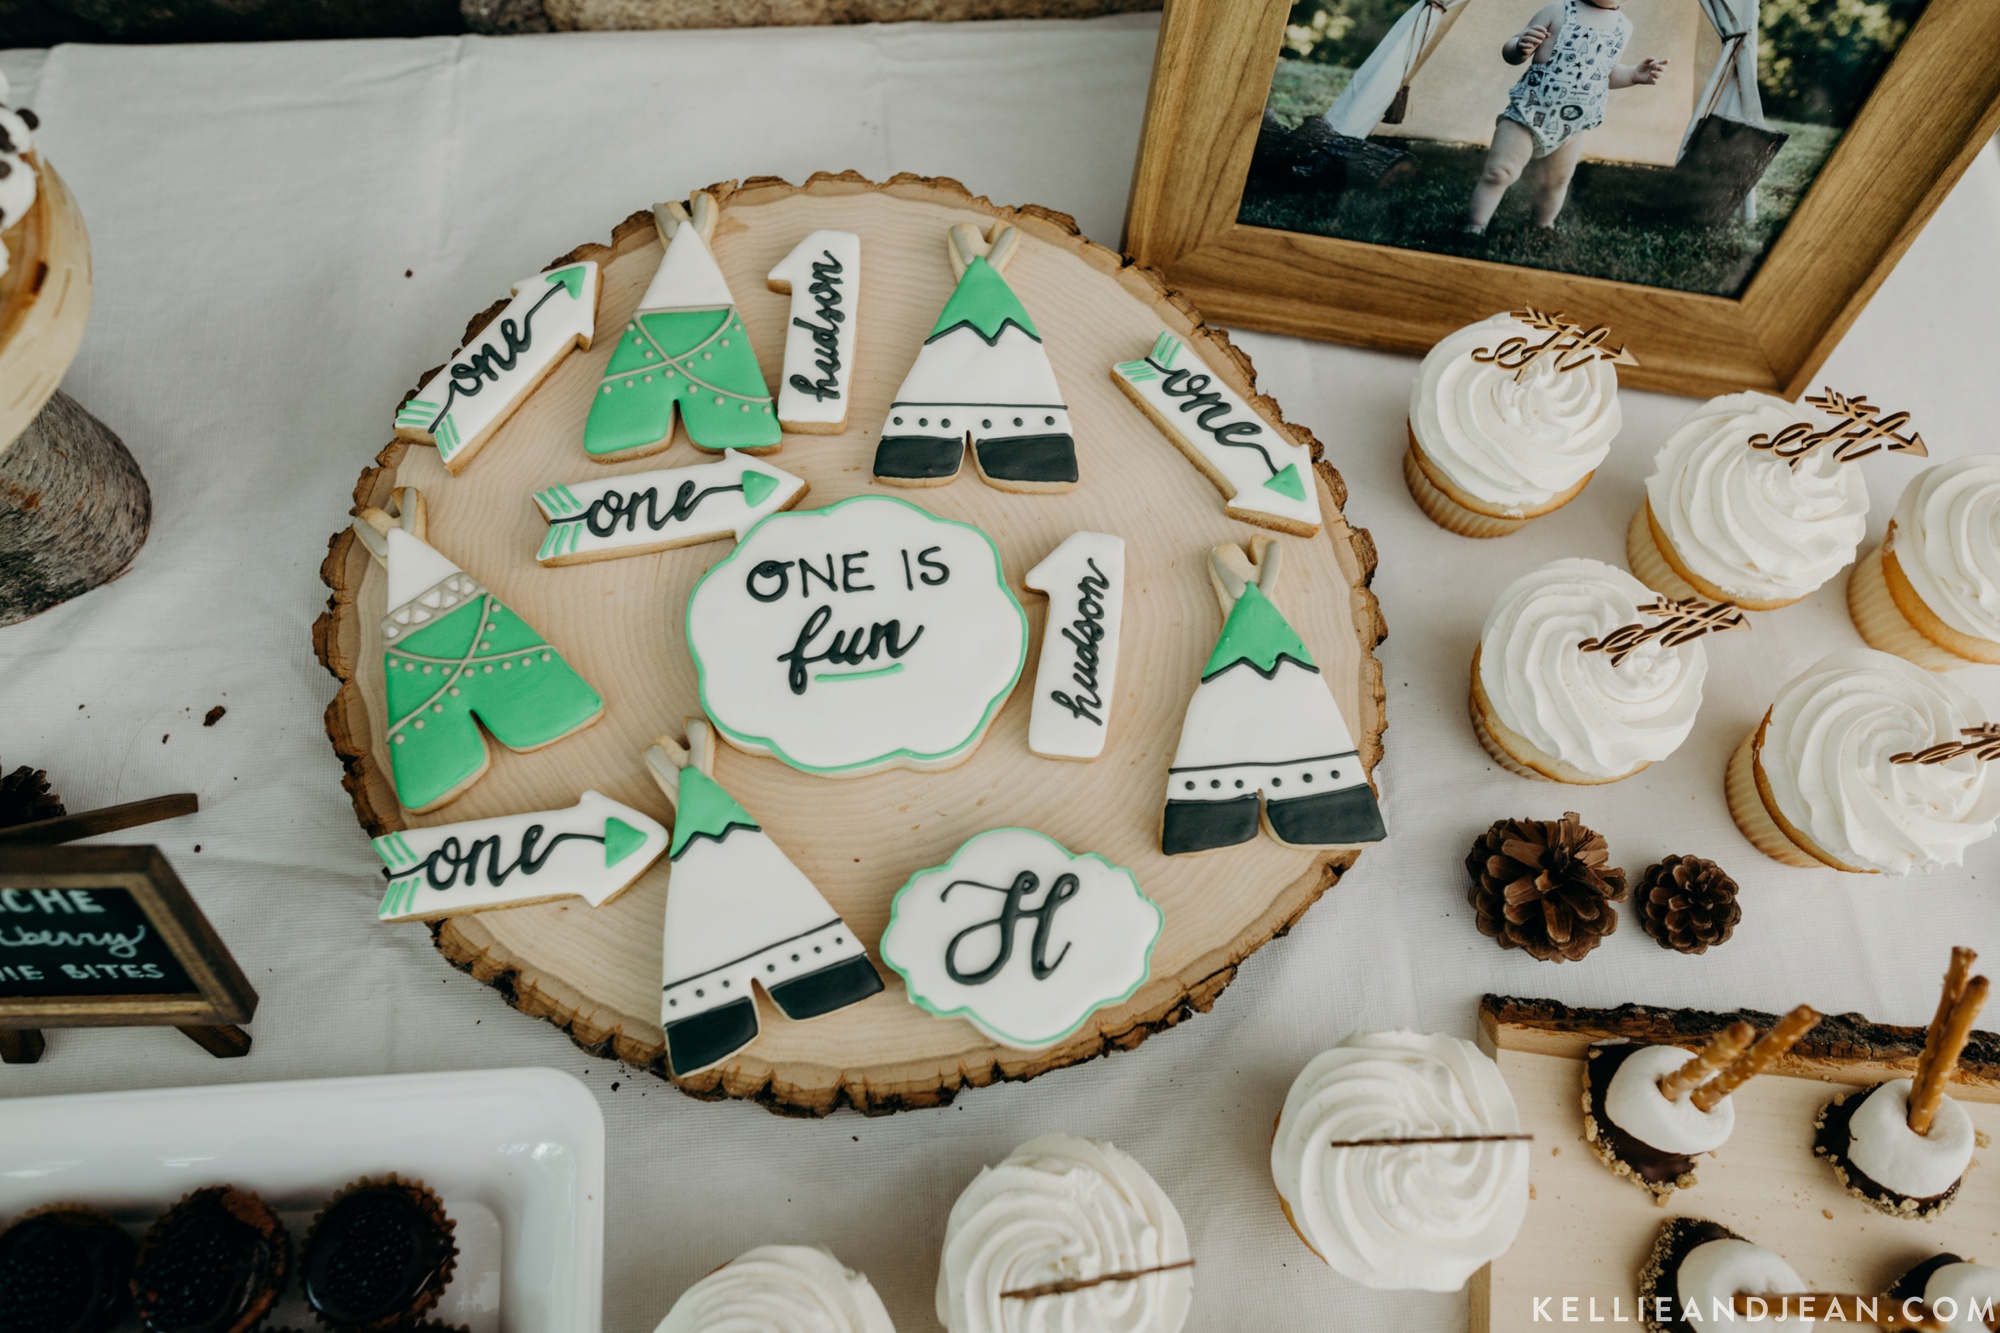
(315, 172, 1387, 1116)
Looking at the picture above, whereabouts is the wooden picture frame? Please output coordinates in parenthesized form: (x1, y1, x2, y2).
(1125, 0, 2000, 399)
(0, 844, 257, 1060)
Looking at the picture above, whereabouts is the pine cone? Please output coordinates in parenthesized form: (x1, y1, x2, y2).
(1467, 811, 1626, 963)
(0, 765, 62, 829)
(1636, 855, 1741, 955)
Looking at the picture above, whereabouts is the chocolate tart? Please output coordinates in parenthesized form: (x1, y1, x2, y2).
(1636, 1217, 1742, 1333)
(1813, 1087, 1964, 1219)
(132, 1186, 289, 1333)
(300, 1176, 455, 1331)
(1581, 1042, 1699, 1198)
(0, 1206, 136, 1333)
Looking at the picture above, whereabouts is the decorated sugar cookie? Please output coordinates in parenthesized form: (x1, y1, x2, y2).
(1023, 531, 1125, 762)
(766, 230, 860, 433)
(645, 721, 883, 1078)
(352, 489, 604, 814)
(1163, 538, 1384, 855)
(374, 790, 668, 922)
(879, 828, 1161, 1050)
(395, 262, 601, 474)
(532, 450, 806, 565)
(1114, 331, 1321, 536)
(583, 193, 780, 462)
(685, 494, 1028, 777)
(872, 222, 1077, 492)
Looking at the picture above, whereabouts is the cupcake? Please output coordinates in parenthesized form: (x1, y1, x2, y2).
(1472, 558, 1713, 783)
(1850, 456, 2000, 669)
(133, 1187, 289, 1333)
(938, 1134, 1191, 1333)
(1404, 312, 1622, 537)
(1630, 392, 1869, 610)
(1889, 1256, 2000, 1332)
(0, 1206, 135, 1333)
(1726, 648, 2000, 873)
(1269, 1030, 1528, 1292)
(655, 1245, 893, 1332)
(1636, 1218, 1808, 1333)
(300, 1176, 456, 1331)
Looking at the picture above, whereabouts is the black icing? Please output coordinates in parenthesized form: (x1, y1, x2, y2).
(974, 434, 1077, 486)
(768, 954, 883, 1021)
(940, 872, 1080, 985)
(874, 435, 965, 481)
(665, 997, 760, 1077)
(786, 249, 846, 403)
(1162, 796, 1261, 856)
(1266, 785, 1385, 847)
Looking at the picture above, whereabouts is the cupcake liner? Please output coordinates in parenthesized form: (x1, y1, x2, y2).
(1403, 424, 1591, 538)
(1724, 722, 1863, 871)
(1849, 535, 2000, 669)
(302, 1174, 457, 1333)
(1269, 1113, 1327, 1265)
(1626, 501, 1804, 612)
(1469, 648, 1643, 785)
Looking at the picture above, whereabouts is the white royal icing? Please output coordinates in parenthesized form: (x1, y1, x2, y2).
(879, 829, 1161, 1050)
(767, 230, 860, 431)
(1603, 1044, 1736, 1155)
(1478, 557, 1707, 779)
(0, 74, 37, 281)
(1924, 1262, 2000, 1333)
(640, 220, 735, 311)
(1409, 312, 1621, 515)
(1023, 532, 1125, 761)
(1844, 1079, 1976, 1200)
(1644, 392, 1870, 604)
(685, 495, 1028, 777)
(938, 1134, 1192, 1333)
(654, 1245, 896, 1333)
(394, 263, 600, 472)
(1676, 1238, 1814, 1333)
(1888, 456, 2000, 643)
(373, 790, 667, 923)
(1270, 1030, 1528, 1293)
(1113, 332, 1320, 534)
(532, 450, 805, 565)
(1759, 648, 2000, 874)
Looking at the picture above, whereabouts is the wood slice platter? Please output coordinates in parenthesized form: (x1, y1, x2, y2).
(1476, 995, 2000, 1333)
(314, 173, 1386, 1116)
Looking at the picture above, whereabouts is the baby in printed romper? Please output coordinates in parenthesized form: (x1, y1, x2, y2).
(1464, 0, 1669, 234)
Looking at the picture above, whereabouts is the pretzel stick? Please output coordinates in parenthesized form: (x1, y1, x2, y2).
(1731, 1293, 1942, 1330)
(1326, 1133, 1532, 1149)
(1909, 973, 1989, 1136)
(1002, 1259, 1194, 1301)
(1656, 1023, 1753, 1102)
(1911, 947, 1976, 1109)
(1692, 1006, 1822, 1112)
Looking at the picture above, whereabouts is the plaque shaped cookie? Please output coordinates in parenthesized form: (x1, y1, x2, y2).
(879, 828, 1161, 1050)
(685, 494, 1028, 777)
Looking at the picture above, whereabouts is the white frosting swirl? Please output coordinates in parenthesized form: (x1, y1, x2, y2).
(1270, 1030, 1528, 1292)
(1760, 648, 2000, 874)
(655, 1245, 896, 1333)
(937, 1134, 1191, 1333)
(0, 74, 37, 281)
(1478, 557, 1708, 778)
(1924, 1262, 2000, 1332)
(1888, 456, 2000, 642)
(1677, 1239, 1814, 1333)
(1603, 1045, 1736, 1154)
(1644, 392, 1869, 603)
(1844, 1079, 1975, 1200)
(1409, 312, 1621, 514)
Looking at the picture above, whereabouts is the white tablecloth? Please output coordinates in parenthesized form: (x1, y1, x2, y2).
(2, 19, 1998, 1331)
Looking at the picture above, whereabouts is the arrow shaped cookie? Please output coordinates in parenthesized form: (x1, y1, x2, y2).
(532, 450, 807, 566)
(373, 789, 669, 922)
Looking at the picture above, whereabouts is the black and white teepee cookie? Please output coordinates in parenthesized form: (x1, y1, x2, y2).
(645, 720, 883, 1078)
(873, 221, 1076, 493)
(1161, 537, 1384, 855)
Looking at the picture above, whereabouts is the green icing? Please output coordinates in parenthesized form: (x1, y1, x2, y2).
(740, 468, 778, 509)
(604, 816, 649, 868)
(669, 766, 759, 858)
(927, 257, 1039, 345)
(1264, 463, 1306, 501)
(585, 310, 779, 457)
(546, 265, 587, 300)
(1202, 583, 1314, 679)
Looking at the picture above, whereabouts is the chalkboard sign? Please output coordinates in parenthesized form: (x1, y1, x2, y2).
(0, 844, 257, 1060)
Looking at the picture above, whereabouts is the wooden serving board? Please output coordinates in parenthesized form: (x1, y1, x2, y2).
(314, 173, 1386, 1116)
(1476, 995, 2000, 1333)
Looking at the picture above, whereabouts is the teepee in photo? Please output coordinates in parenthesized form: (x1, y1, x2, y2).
(1162, 538, 1385, 856)
(645, 720, 883, 1078)
(583, 191, 780, 463)
(352, 488, 604, 814)
(873, 221, 1076, 493)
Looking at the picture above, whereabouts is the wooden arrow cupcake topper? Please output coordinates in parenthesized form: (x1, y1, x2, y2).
(1470, 308, 1639, 381)
(1893, 723, 2000, 765)
(1579, 595, 1748, 667)
(1747, 388, 1928, 468)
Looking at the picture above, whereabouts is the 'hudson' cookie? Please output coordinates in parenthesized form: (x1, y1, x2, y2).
(766, 229, 860, 434)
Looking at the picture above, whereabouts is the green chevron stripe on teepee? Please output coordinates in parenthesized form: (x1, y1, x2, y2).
(740, 468, 778, 509)
(928, 257, 1039, 346)
(605, 816, 651, 868)
(1202, 583, 1314, 679)
(547, 265, 588, 299)
(669, 766, 760, 858)
(1264, 463, 1306, 500)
